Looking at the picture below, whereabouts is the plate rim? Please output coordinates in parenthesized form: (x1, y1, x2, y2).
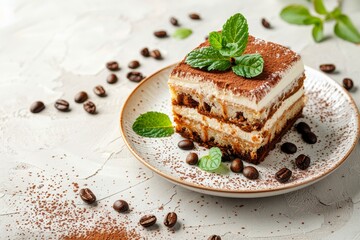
(120, 63, 360, 195)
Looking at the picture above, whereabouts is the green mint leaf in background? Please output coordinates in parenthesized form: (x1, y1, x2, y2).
(209, 31, 223, 50)
(185, 47, 231, 71)
(232, 54, 264, 78)
(132, 111, 174, 138)
(334, 14, 360, 43)
(312, 22, 324, 42)
(313, 0, 328, 15)
(172, 28, 193, 39)
(326, 7, 342, 21)
(303, 16, 322, 25)
(221, 13, 248, 56)
(198, 147, 222, 171)
(280, 5, 316, 25)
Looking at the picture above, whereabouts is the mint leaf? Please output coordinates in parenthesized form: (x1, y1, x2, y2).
(313, 0, 328, 15)
(209, 31, 222, 50)
(303, 16, 322, 25)
(219, 43, 244, 57)
(185, 47, 231, 71)
(172, 28, 192, 39)
(334, 14, 360, 43)
(280, 5, 317, 25)
(198, 147, 222, 171)
(312, 22, 324, 42)
(132, 112, 174, 138)
(222, 13, 248, 56)
(232, 54, 264, 78)
(326, 7, 342, 21)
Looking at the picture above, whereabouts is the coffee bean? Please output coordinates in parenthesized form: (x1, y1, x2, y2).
(54, 99, 70, 112)
(243, 166, 259, 180)
(281, 142, 297, 154)
(295, 154, 311, 170)
(79, 188, 96, 204)
(83, 101, 96, 114)
(150, 49, 162, 60)
(261, 18, 271, 29)
(178, 140, 194, 150)
(93, 85, 106, 97)
(189, 13, 201, 20)
(186, 152, 198, 165)
(343, 78, 354, 91)
(30, 101, 45, 113)
(140, 47, 150, 57)
(113, 200, 129, 213)
(74, 91, 88, 103)
(127, 71, 145, 82)
(107, 74, 118, 84)
(164, 212, 177, 228)
(275, 168, 292, 183)
(128, 60, 140, 69)
(106, 61, 120, 71)
(295, 122, 311, 134)
(154, 30, 168, 38)
(170, 17, 179, 26)
(139, 214, 157, 227)
(208, 235, 221, 240)
(302, 131, 317, 144)
(319, 64, 336, 73)
(230, 158, 243, 173)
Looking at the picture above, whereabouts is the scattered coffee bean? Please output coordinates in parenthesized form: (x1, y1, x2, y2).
(113, 200, 129, 213)
(186, 152, 198, 165)
(54, 99, 70, 112)
(74, 91, 88, 103)
(150, 49, 162, 60)
(295, 122, 311, 134)
(230, 158, 243, 173)
(83, 101, 96, 114)
(343, 78, 354, 91)
(139, 215, 157, 227)
(93, 85, 106, 97)
(154, 30, 168, 38)
(295, 154, 311, 170)
(170, 17, 179, 26)
(189, 13, 201, 20)
(302, 131, 317, 144)
(261, 18, 271, 29)
(128, 60, 140, 69)
(106, 61, 120, 71)
(178, 139, 194, 150)
(140, 47, 150, 57)
(319, 64, 336, 73)
(79, 188, 96, 204)
(243, 166, 259, 180)
(30, 101, 45, 113)
(275, 168, 292, 183)
(281, 142, 297, 154)
(127, 71, 145, 82)
(107, 74, 118, 84)
(164, 212, 177, 228)
(208, 235, 221, 240)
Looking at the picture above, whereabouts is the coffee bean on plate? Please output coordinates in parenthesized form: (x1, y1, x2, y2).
(343, 78, 354, 91)
(178, 139, 194, 150)
(127, 71, 145, 82)
(93, 85, 106, 97)
(83, 101, 96, 114)
(208, 235, 221, 240)
(79, 188, 96, 204)
(189, 13, 201, 20)
(113, 200, 129, 213)
(295, 122, 311, 134)
(74, 91, 88, 103)
(186, 152, 198, 165)
(54, 99, 70, 112)
(164, 212, 177, 228)
(150, 49, 162, 60)
(302, 131, 317, 144)
(230, 158, 243, 173)
(140, 47, 150, 57)
(319, 64, 335, 73)
(30, 101, 45, 113)
(243, 166, 259, 180)
(281, 142, 297, 154)
(106, 61, 120, 71)
(128, 60, 140, 69)
(261, 18, 271, 29)
(295, 154, 311, 170)
(170, 17, 179, 26)
(275, 168, 292, 183)
(107, 74, 118, 84)
(139, 214, 157, 227)
(154, 30, 168, 38)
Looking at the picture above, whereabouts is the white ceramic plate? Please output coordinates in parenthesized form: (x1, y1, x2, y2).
(120, 64, 359, 198)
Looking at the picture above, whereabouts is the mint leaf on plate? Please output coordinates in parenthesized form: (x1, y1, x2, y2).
(172, 28, 193, 39)
(132, 111, 174, 138)
(208, 31, 223, 50)
(334, 14, 360, 43)
(221, 13, 248, 56)
(232, 54, 264, 78)
(280, 5, 316, 25)
(185, 47, 231, 71)
(198, 147, 222, 171)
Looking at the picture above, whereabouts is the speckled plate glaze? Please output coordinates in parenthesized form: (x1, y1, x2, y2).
(120, 64, 360, 198)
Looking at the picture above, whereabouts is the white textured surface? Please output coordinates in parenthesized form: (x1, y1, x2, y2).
(0, 0, 359, 239)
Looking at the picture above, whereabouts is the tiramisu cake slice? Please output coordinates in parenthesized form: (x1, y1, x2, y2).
(169, 36, 305, 164)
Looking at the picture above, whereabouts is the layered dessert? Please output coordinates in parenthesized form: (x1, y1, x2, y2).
(169, 36, 305, 164)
